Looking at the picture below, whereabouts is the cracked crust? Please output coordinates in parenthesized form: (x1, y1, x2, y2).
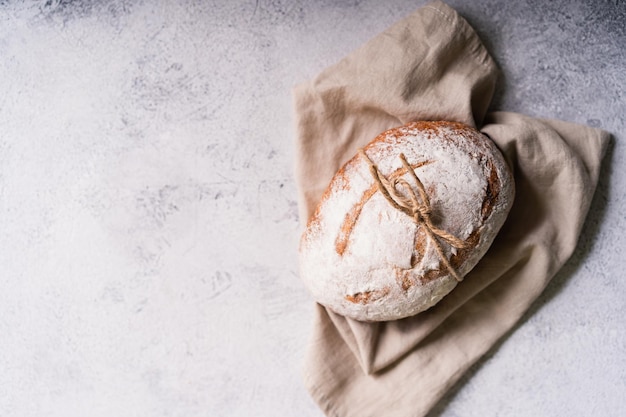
(299, 121, 514, 321)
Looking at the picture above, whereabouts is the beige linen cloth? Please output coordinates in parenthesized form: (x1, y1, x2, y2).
(292, 1, 610, 416)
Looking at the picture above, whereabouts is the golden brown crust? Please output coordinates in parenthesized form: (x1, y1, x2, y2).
(344, 287, 390, 304)
(482, 160, 500, 220)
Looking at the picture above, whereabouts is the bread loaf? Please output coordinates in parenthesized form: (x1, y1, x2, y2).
(299, 121, 514, 321)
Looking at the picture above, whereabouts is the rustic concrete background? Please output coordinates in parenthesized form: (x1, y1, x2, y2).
(0, 0, 624, 416)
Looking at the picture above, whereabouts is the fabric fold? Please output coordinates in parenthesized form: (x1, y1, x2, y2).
(293, 0, 498, 224)
(294, 1, 610, 416)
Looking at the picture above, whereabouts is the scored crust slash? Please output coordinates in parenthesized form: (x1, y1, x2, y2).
(299, 121, 515, 322)
(334, 158, 435, 257)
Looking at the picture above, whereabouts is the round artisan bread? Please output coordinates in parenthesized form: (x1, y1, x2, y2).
(299, 121, 514, 322)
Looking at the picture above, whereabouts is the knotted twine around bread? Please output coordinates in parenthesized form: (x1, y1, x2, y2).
(358, 149, 468, 282)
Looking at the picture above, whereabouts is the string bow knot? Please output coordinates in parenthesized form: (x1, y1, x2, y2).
(359, 149, 468, 282)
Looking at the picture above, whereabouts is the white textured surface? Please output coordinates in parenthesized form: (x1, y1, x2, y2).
(0, 1, 624, 416)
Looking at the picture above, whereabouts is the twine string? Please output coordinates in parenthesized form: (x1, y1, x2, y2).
(359, 149, 468, 282)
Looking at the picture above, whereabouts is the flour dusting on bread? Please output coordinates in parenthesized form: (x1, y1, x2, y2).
(299, 121, 514, 321)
